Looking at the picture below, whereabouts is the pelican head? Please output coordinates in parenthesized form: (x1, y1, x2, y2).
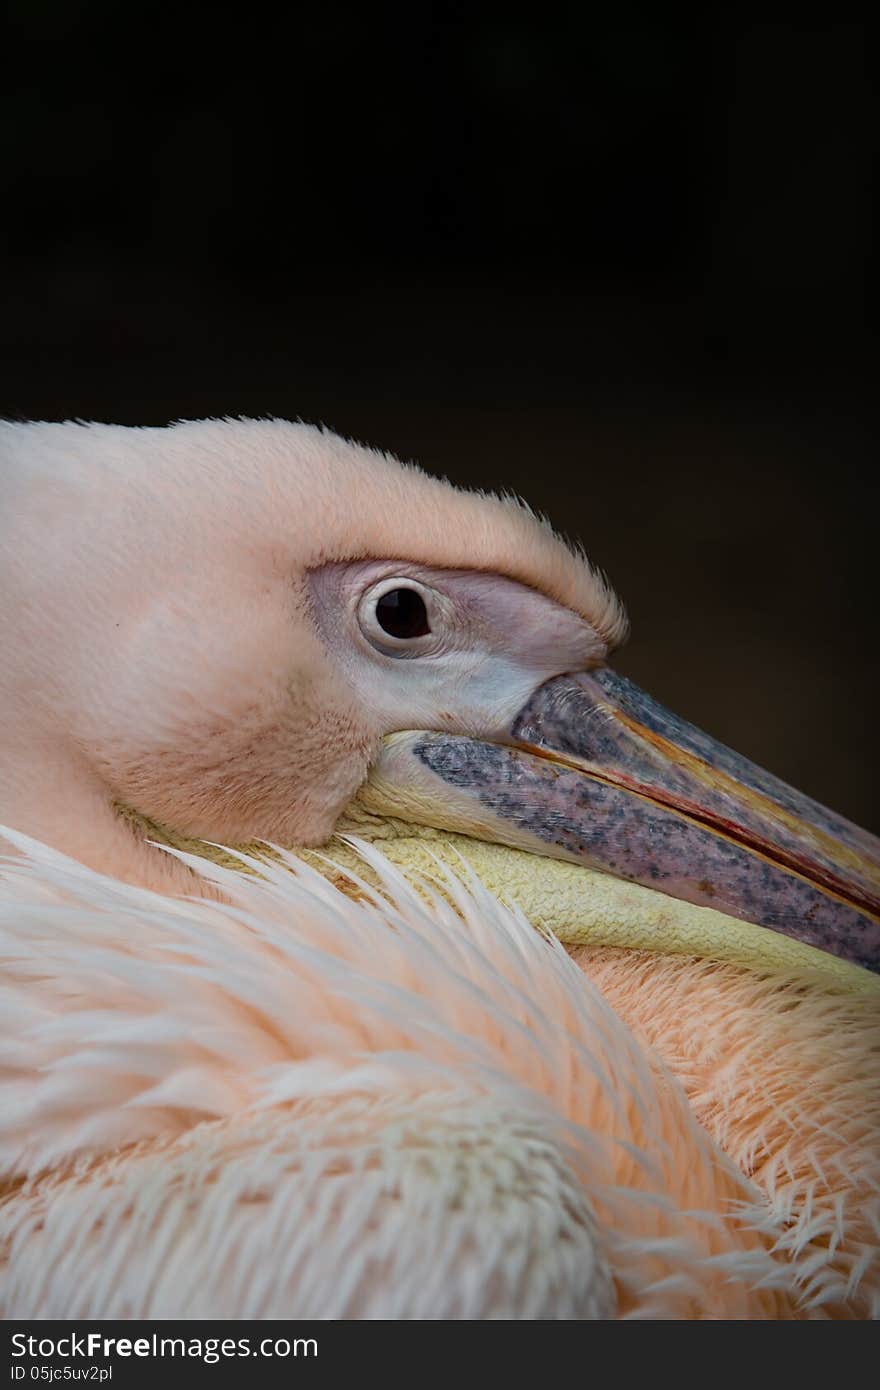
(1, 418, 876, 974)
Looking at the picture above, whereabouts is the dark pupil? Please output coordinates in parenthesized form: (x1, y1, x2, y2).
(375, 588, 431, 639)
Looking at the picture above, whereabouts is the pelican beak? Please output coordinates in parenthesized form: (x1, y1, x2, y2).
(364, 669, 880, 974)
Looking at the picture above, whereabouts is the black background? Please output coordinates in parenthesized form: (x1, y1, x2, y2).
(2, 7, 876, 829)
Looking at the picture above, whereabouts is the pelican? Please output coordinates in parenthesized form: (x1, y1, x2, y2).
(0, 418, 877, 1320)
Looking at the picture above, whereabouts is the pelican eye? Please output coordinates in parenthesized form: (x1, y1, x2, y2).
(356, 577, 442, 656)
(375, 587, 431, 639)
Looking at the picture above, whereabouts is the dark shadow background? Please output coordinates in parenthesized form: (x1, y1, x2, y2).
(2, 7, 877, 829)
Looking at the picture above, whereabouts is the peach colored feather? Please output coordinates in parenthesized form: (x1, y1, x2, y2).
(3, 832, 854, 1320)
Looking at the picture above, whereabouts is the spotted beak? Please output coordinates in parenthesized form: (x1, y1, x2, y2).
(365, 669, 880, 974)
